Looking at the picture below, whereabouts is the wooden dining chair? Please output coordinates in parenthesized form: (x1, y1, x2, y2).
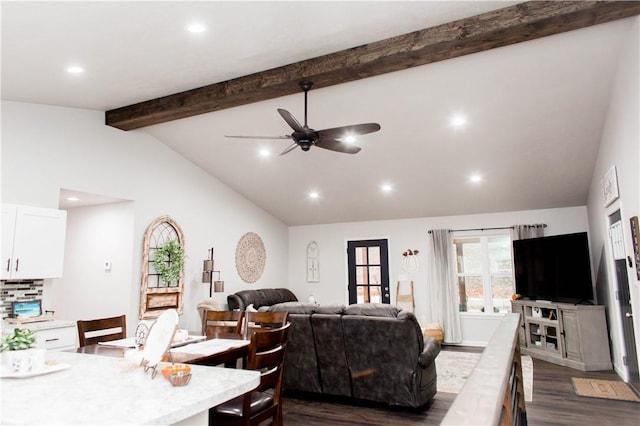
(202, 310, 244, 339)
(209, 322, 291, 426)
(76, 314, 126, 347)
(244, 311, 289, 337)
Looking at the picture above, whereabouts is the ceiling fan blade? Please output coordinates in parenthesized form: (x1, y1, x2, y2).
(225, 135, 291, 140)
(279, 142, 299, 156)
(317, 123, 381, 140)
(315, 139, 361, 154)
(277, 109, 305, 132)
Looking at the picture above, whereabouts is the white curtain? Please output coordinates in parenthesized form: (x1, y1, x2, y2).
(511, 224, 546, 240)
(426, 229, 462, 343)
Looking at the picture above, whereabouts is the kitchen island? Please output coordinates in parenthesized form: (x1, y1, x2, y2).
(0, 351, 259, 425)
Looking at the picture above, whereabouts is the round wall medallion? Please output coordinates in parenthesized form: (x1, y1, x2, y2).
(235, 232, 266, 283)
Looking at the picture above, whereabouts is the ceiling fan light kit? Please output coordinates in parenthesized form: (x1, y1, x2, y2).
(226, 80, 380, 155)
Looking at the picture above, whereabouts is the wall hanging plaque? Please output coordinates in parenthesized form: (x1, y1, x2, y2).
(139, 216, 185, 319)
(401, 249, 421, 273)
(630, 216, 640, 281)
(235, 232, 266, 283)
(307, 241, 320, 282)
(601, 166, 619, 207)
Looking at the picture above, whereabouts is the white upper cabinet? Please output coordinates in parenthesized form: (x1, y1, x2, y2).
(1, 204, 67, 280)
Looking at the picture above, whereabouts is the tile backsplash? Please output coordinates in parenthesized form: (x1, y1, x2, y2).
(0, 280, 44, 318)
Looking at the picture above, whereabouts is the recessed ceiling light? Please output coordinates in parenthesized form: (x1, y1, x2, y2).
(469, 174, 483, 184)
(258, 148, 271, 158)
(450, 113, 467, 129)
(186, 23, 206, 33)
(381, 183, 393, 193)
(309, 191, 320, 200)
(344, 135, 356, 144)
(66, 66, 84, 74)
(66, 197, 80, 202)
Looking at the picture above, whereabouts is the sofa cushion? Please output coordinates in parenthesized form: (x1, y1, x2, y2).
(282, 314, 322, 394)
(227, 288, 297, 310)
(342, 313, 429, 407)
(313, 304, 345, 315)
(261, 302, 317, 314)
(344, 303, 400, 318)
(311, 314, 351, 397)
(260, 302, 346, 315)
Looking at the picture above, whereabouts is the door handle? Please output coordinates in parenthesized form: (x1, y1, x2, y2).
(15, 258, 19, 272)
(5, 258, 10, 272)
(625, 313, 633, 318)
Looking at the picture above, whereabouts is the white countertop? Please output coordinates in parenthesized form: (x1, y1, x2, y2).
(0, 351, 260, 425)
(2, 319, 76, 331)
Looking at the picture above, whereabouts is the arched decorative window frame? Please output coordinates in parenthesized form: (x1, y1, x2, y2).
(139, 215, 185, 319)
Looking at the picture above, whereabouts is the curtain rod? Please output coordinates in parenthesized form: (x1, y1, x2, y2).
(427, 224, 547, 234)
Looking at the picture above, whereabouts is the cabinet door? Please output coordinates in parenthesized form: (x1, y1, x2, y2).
(35, 327, 77, 351)
(526, 320, 543, 349)
(11, 207, 67, 279)
(560, 309, 581, 361)
(1, 205, 18, 279)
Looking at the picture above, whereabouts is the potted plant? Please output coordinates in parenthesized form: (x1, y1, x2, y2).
(1, 328, 37, 352)
(1, 328, 40, 373)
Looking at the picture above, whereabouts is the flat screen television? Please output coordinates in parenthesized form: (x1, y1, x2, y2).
(513, 232, 594, 303)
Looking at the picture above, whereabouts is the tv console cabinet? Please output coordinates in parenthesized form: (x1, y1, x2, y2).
(511, 300, 612, 371)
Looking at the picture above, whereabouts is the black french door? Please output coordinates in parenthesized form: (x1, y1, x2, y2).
(609, 210, 640, 395)
(347, 239, 390, 305)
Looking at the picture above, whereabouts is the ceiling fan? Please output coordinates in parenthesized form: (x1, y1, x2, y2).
(225, 80, 381, 155)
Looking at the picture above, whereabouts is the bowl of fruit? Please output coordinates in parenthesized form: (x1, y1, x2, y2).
(160, 363, 191, 380)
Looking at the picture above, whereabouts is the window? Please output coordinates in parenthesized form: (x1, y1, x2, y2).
(454, 233, 514, 314)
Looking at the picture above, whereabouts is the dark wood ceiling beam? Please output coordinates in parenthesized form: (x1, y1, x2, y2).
(106, 1, 640, 130)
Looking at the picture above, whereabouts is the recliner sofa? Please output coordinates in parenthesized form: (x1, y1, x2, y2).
(250, 298, 440, 409)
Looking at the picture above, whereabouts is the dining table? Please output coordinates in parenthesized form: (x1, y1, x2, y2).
(0, 337, 258, 425)
(76, 336, 250, 366)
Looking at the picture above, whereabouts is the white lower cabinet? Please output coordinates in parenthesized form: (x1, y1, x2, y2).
(4, 321, 77, 351)
(35, 325, 77, 351)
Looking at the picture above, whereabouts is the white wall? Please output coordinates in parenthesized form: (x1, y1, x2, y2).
(289, 206, 589, 345)
(586, 17, 640, 380)
(1, 101, 289, 333)
(51, 201, 135, 323)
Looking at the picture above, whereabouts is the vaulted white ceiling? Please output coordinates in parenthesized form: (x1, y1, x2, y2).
(2, 2, 635, 225)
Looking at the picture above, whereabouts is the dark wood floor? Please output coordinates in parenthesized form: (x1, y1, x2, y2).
(281, 346, 640, 425)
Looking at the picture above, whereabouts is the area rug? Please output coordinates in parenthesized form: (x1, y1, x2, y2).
(436, 351, 533, 401)
(571, 378, 640, 402)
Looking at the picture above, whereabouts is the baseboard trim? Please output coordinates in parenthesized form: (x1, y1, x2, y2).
(448, 340, 487, 348)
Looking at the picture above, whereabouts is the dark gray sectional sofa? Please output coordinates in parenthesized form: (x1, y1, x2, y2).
(227, 289, 440, 409)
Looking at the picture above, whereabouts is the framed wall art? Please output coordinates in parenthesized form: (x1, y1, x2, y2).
(601, 166, 619, 207)
(139, 216, 185, 319)
(630, 216, 640, 281)
(306, 241, 319, 282)
(235, 232, 266, 283)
